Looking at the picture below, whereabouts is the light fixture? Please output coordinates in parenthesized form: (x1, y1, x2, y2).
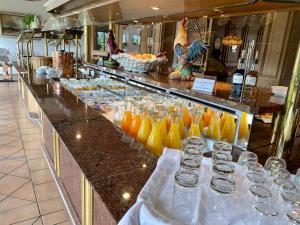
(142, 163, 147, 168)
(133, 19, 139, 23)
(222, 35, 243, 46)
(76, 134, 82, 139)
(122, 192, 131, 200)
(151, 6, 160, 10)
(203, 15, 208, 18)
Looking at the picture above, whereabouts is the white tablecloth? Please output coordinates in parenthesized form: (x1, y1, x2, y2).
(118, 149, 287, 225)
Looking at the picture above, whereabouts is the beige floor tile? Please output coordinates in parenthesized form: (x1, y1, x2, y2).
(31, 169, 53, 185)
(0, 196, 33, 212)
(34, 182, 59, 202)
(18, 123, 38, 130)
(57, 221, 72, 225)
(42, 210, 69, 225)
(0, 193, 6, 201)
(11, 181, 36, 202)
(5, 129, 21, 137)
(0, 203, 40, 224)
(0, 135, 20, 146)
(0, 159, 24, 174)
(0, 147, 21, 158)
(0, 145, 22, 152)
(28, 158, 48, 171)
(9, 150, 26, 162)
(9, 163, 30, 178)
(13, 217, 40, 225)
(25, 149, 44, 160)
(0, 175, 29, 195)
(38, 197, 65, 216)
(6, 139, 23, 148)
(20, 128, 41, 135)
(21, 134, 41, 143)
(32, 217, 43, 225)
(23, 141, 42, 150)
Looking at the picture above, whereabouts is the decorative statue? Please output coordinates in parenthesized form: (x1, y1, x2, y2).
(104, 29, 121, 66)
(169, 19, 209, 80)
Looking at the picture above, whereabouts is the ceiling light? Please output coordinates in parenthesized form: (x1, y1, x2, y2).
(122, 192, 131, 200)
(76, 134, 82, 139)
(203, 15, 208, 18)
(151, 6, 160, 10)
(133, 19, 139, 23)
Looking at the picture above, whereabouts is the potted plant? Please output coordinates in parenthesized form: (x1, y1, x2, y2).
(22, 15, 34, 29)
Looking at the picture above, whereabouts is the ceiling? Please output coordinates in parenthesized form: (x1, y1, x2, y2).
(48, 0, 300, 24)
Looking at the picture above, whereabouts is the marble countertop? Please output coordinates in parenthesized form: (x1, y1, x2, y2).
(18, 70, 157, 222)
(85, 63, 284, 114)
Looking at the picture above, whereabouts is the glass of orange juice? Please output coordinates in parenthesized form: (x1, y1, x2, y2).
(187, 109, 201, 138)
(166, 112, 182, 150)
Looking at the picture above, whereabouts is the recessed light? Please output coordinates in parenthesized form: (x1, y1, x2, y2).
(203, 15, 208, 18)
(122, 192, 131, 200)
(221, 14, 225, 17)
(214, 8, 221, 12)
(151, 6, 160, 11)
(133, 19, 139, 23)
(76, 134, 81, 139)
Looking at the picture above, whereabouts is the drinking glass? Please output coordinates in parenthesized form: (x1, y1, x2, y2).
(271, 168, 291, 179)
(245, 202, 279, 225)
(186, 136, 205, 148)
(171, 170, 198, 224)
(180, 157, 201, 173)
(281, 191, 300, 212)
(294, 168, 300, 190)
(212, 162, 235, 178)
(212, 150, 233, 165)
(238, 151, 258, 166)
(183, 144, 203, 163)
(286, 207, 300, 225)
(213, 141, 232, 153)
(264, 157, 286, 173)
(246, 162, 264, 175)
(249, 185, 272, 205)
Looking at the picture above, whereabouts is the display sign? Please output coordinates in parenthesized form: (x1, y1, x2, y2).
(192, 76, 216, 93)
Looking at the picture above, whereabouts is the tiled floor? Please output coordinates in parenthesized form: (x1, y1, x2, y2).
(0, 82, 71, 225)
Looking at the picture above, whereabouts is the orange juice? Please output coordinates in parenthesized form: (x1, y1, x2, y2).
(137, 116, 152, 145)
(147, 122, 163, 156)
(166, 123, 182, 149)
(207, 113, 221, 140)
(183, 107, 191, 127)
(239, 112, 249, 139)
(221, 115, 236, 143)
(203, 108, 213, 127)
(128, 114, 142, 138)
(160, 116, 168, 145)
(121, 111, 132, 132)
(188, 123, 200, 137)
(220, 112, 227, 130)
(199, 113, 204, 133)
(178, 113, 185, 139)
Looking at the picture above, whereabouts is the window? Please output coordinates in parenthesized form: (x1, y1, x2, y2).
(94, 27, 109, 51)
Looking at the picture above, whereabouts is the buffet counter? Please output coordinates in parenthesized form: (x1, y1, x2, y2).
(16, 67, 157, 225)
(15, 64, 285, 225)
(85, 63, 284, 115)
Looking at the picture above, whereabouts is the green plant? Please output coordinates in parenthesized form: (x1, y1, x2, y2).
(22, 15, 34, 28)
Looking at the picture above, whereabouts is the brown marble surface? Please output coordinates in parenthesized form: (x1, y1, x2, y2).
(86, 63, 284, 114)
(18, 70, 157, 222)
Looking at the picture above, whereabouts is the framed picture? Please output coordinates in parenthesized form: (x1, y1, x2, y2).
(0, 13, 26, 36)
